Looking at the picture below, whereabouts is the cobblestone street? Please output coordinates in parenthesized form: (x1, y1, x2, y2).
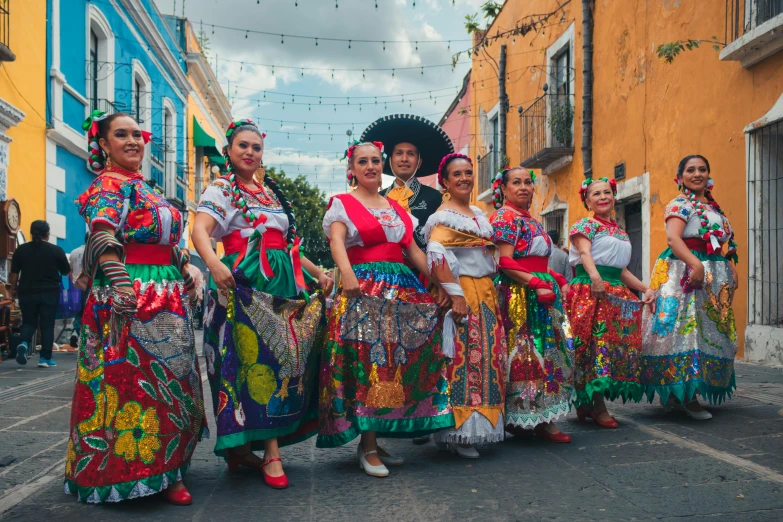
(0, 340, 781, 521)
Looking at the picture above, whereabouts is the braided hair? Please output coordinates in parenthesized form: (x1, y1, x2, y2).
(491, 166, 535, 209)
(83, 111, 130, 172)
(223, 119, 298, 250)
(674, 154, 738, 262)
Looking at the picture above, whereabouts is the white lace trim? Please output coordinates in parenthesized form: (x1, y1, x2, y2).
(433, 412, 505, 444)
(422, 206, 492, 242)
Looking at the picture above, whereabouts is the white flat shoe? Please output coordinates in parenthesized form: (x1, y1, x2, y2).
(449, 443, 480, 459)
(377, 446, 404, 467)
(684, 405, 712, 420)
(357, 446, 389, 477)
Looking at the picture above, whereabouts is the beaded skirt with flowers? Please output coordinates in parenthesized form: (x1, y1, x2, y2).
(316, 262, 454, 447)
(424, 208, 507, 444)
(200, 178, 323, 456)
(490, 208, 575, 428)
(316, 195, 453, 447)
(66, 174, 206, 503)
(566, 218, 644, 409)
(640, 196, 737, 405)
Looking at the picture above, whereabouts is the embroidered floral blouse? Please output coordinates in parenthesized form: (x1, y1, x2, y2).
(488, 208, 552, 258)
(197, 177, 289, 239)
(568, 218, 632, 269)
(322, 197, 418, 248)
(76, 174, 182, 245)
(664, 196, 733, 243)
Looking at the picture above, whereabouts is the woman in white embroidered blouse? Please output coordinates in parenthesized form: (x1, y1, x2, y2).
(424, 154, 506, 459)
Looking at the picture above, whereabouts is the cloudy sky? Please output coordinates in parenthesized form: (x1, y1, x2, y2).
(155, 0, 485, 194)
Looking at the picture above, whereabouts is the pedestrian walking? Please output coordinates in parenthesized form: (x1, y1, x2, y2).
(566, 178, 654, 429)
(69, 232, 90, 348)
(641, 155, 739, 420)
(425, 154, 506, 458)
(191, 119, 333, 490)
(9, 220, 70, 367)
(547, 229, 571, 281)
(65, 111, 205, 506)
(317, 141, 453, 477)
(489, 167, 574, 443)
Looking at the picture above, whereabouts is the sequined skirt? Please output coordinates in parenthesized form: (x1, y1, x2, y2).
(497, 272, 575, 428)
(65, 264, 206, 503)
(566, 268, 644, 408)
(640, 249, 737, 404)
(203, 251, 323, 456)
(434, 275, 506, 444)
(316, 262, 454, 448)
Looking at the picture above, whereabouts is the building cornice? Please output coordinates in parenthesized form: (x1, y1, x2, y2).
(186, 52, 233, 129)
(118, 0, 191, 98)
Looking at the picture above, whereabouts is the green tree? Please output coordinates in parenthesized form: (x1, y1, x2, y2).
(196, 29, 211, 58)
(264, 167, 333, 269)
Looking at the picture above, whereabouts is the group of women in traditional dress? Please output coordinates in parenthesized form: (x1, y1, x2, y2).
(63, 112, 739, 506)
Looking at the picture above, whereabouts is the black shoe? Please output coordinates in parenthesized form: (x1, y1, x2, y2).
(69, 334, 78, 348)
(412, 436, 431, 445)
(16, 342, 28, 365)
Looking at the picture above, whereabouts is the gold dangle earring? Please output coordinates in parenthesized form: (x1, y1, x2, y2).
(442, 190, 451, 202)
(105, 154, 113, 171)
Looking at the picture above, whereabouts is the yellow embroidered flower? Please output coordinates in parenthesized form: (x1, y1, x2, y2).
(65, 439, 76, 476)
(113, 402, 161, 464)
(649, 260, 670, 291)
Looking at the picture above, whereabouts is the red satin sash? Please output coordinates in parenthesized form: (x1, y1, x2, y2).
(124, 244, 174, 265)
(498, 255, 549, 273)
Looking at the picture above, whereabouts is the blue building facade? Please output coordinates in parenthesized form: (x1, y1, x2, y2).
(46, 0, 190, 254)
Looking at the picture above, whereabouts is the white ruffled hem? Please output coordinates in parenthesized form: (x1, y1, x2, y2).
(433, 412, 505, 444)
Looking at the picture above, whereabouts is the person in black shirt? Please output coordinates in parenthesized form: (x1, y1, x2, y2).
(9, 220, 70, 367)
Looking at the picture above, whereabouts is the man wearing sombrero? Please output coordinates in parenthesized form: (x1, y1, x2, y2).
(360, 114, 455, 251)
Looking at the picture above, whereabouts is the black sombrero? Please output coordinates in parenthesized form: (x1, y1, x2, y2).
(360, 114, 454, 177)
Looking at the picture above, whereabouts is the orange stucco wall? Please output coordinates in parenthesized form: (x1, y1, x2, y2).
(469, 0, 783, 356)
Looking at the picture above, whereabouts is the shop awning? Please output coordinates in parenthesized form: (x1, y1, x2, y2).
(192, 116, 222, 159)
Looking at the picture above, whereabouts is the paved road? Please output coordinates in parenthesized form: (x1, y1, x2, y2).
(0, 342, 781, 521)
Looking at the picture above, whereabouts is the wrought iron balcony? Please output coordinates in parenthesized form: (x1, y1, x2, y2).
(519, 93, 574, 172)
(92, 98, 144, 124)
(0, 1, 14, 62)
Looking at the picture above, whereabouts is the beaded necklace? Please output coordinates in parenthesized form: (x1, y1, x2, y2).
(682, 187, 726, 255)
(228, 173, 277, 226)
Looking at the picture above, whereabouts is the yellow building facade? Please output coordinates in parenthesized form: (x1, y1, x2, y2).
(469, 1, 783, 360)
(0, 1, 47, 268)
(181, 20, 232, 251)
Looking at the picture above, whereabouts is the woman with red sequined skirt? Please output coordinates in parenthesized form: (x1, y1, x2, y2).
(65, 112, 205, 505)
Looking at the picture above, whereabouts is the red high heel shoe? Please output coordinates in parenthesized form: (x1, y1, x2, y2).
(161, 484, 193, 506)
(261, 457, 289, 489)
(534, 427, 572, 443)
(577, 406, 618, 429)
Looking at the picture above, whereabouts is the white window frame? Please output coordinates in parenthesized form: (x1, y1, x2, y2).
(478, 102, 501, 203)
(86, 6, 115, 113)
(162, 97, 177, 198)
(545, 23, 575, 150)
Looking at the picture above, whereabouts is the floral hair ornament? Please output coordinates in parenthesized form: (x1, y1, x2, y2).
(343, 140, 385, 184)
(82, 110, 111, 172)
(436, 153, 472, 187)
(579, 177, 617, 209)
(490, 167, 536, 209)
